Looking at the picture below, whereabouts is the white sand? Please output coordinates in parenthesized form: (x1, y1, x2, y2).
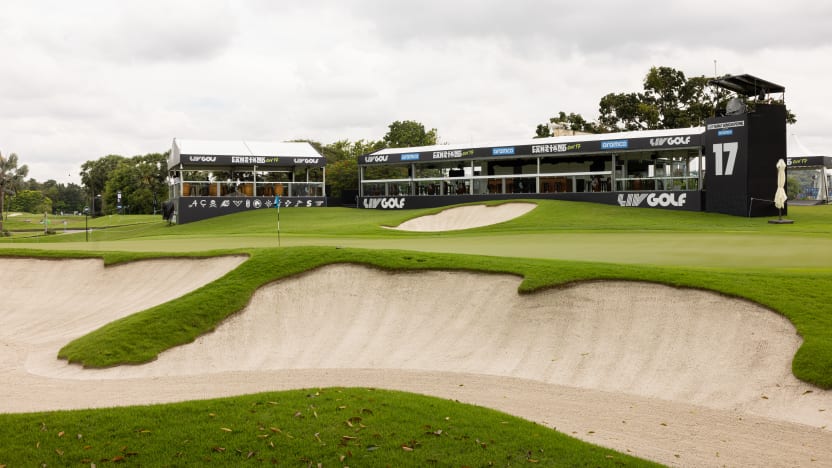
(392, 202, 537, 231)
(1, 260, 831, 467)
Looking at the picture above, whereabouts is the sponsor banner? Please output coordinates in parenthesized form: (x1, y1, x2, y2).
(176, 196, 326, 224)
(182, 154, 326, 167)
(601, 139, 629, 150)
(617, 192, 687, 208)
(787, 156, 831, 168)
(359, 192, 701, 211)
(648, 136, 692, 147)
(362, 197, 407, 209)
(706, 120, 745, 131)
(363, 154, 390, 164)
(358, 133, 703, 165)
(531, 143, 583, 154)
(432, 149, 475, 160)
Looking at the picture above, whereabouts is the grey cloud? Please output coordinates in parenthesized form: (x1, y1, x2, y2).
(322, 0, 832, 56)
(99, 1, 239, 62)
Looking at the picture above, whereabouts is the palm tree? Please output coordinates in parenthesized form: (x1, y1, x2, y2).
(0, 151, 29, 233)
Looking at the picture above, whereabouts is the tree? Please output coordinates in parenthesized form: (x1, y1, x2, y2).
(383, 120, 438, 148)
(9, 190, 51, 214)
(102, 153, 168, 215)
(598, 67, 718, 131)
(537, 66, 796, 135)
(323, 139, 385, 197)
(48, 182, 86, 214)
(0, 151, 29, 233)
(80, 154, 125, 216)
(535, 111, 602, 137)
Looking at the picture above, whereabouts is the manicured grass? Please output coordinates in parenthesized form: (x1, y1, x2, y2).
(0, 388, 659, 467)
(2, 212, 159, 232)
(2, 200, 831, 466)
(6, 201, 832, 242)
(4, 201, 831, 269)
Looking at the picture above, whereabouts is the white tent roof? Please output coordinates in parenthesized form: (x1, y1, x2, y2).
(787, 133, 816, 158)
(174, 139, 321, 158)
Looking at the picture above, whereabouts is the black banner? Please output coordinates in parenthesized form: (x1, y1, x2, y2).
(180, 154, 325, 167)
(358, 192, 702, 212)
(359, 132, 703, 166)
(175, 196, 326, 224)
(788, 156, 832, 168)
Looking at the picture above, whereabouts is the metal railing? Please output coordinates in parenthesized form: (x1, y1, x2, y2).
(178, 181, 324, 197)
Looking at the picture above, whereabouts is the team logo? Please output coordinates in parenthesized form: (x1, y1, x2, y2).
(363, 198, 406, 209)
(188, 156, 217, 162)
(364, 155, 389, 163)
(649, 136, 691, 147)
(617, 193, 687, 208)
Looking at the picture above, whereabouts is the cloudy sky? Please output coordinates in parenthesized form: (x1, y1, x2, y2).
(2, 0, 831, 184)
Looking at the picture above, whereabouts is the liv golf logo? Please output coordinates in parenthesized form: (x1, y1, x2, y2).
(363, 198, 406, 209)
(618, 193, 687, 208)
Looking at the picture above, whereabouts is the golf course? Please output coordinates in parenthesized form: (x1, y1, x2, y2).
(1, 200, 831, 467)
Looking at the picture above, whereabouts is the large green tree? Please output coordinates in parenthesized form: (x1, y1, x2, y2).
(323, 139, 385, 198)
(535, 66, 796, 136)
(25, 179, 86, 214)
(0, 151, 29, 233)
(80, 154, 125, 215)
(80, 153, 167, 215)
(102, 153, 168, 215)
(9, 190, 51, 214)
(383, 120, 438, 148)
(598, 67, 718, 131)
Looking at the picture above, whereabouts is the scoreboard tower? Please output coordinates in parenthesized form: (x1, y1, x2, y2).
(703, 75, 787, 217)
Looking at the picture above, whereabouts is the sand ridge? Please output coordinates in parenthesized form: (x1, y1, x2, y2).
(392, 202, 537, 231)
(2, 260, 831, 467)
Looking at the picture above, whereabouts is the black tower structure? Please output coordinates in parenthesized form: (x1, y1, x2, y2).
(704, 74, 787, 217)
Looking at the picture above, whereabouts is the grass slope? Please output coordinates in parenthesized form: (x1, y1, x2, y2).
(0, 388, 660, 467)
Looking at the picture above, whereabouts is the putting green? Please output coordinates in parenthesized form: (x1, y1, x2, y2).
(9, 230, 830, 269)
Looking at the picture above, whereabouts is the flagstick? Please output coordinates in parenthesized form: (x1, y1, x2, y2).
(274, 195, 281, 247)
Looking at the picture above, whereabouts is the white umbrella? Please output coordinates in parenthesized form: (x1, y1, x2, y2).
(774, 159, 788, 211)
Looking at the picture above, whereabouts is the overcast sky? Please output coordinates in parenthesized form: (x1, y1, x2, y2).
(2, 0, 831, 184)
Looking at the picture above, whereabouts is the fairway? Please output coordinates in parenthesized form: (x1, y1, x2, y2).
(4, 202, 832, 269)
(1, 200, 831, 467)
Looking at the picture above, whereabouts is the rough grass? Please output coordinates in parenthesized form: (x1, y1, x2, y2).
(0, 388, 660, 467)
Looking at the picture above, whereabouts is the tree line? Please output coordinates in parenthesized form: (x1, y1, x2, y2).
(2, 66, 793, 225)
(534, 66, 795, 137)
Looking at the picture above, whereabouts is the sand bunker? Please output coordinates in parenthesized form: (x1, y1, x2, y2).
(392, 202, 536, 231)
(1, 260, 831, 467)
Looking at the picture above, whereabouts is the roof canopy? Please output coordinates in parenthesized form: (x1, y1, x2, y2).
(360, 127, 704, 166)
(708, 74, 785, 97)
(174, 139, 321, 158)
(170, 139, 325, 169)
